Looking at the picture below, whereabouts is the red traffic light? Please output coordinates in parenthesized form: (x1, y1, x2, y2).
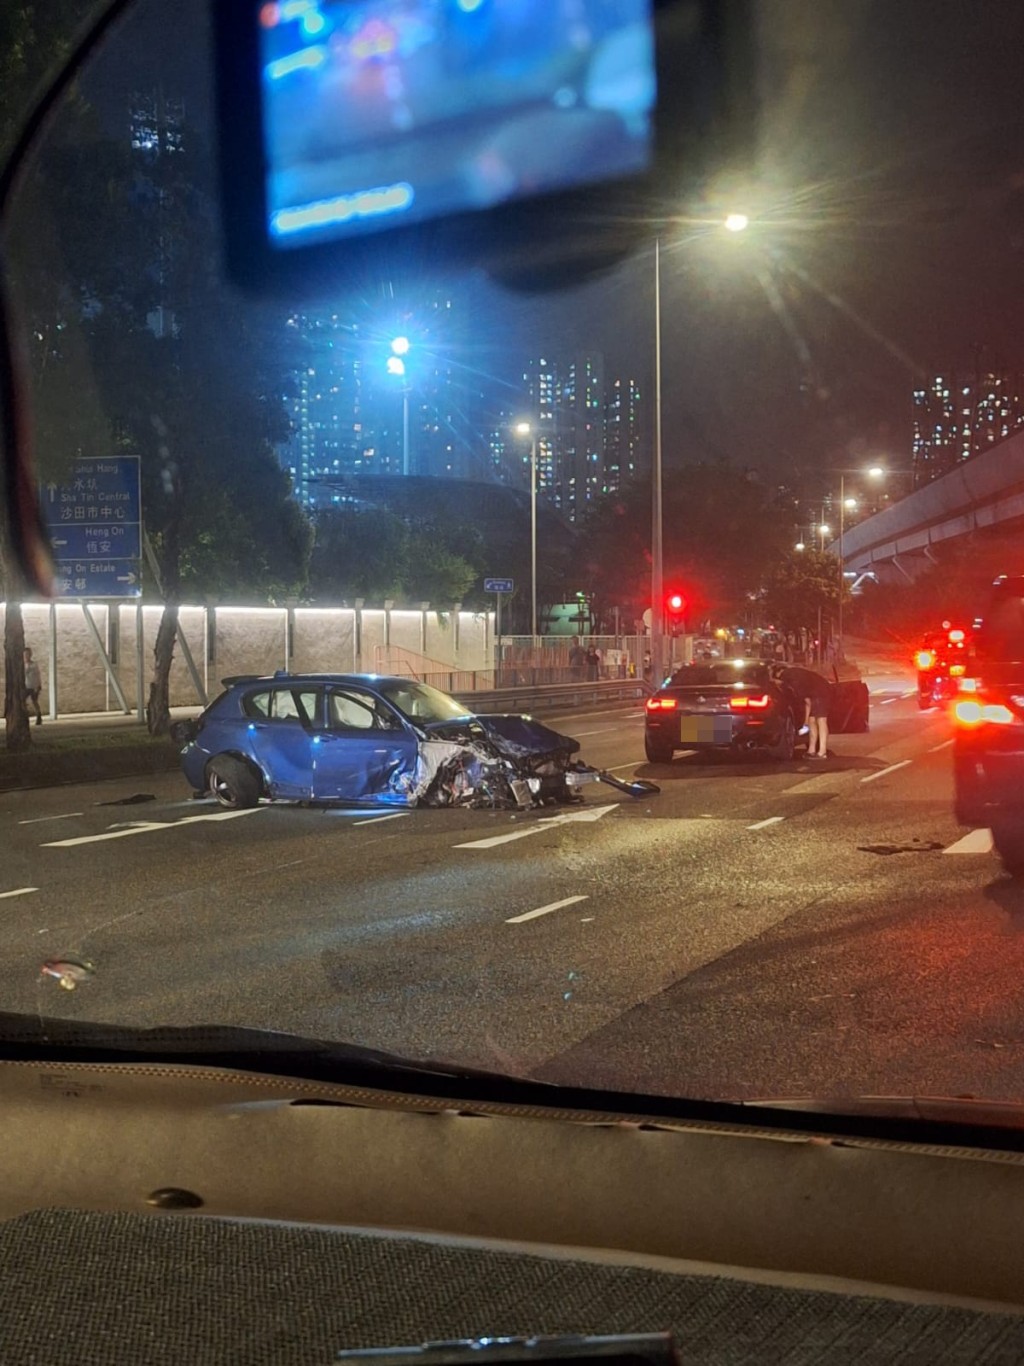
(666, 592, 686, 614)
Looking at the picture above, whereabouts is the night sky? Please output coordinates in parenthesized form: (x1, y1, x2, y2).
(78, 0, 1024, 490)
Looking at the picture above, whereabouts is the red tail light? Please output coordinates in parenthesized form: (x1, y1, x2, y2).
(915, 650, 935, 670)
(954, 699, 1016, 726)
(730, 693, 771, 710)
(646, 696, 678, 712)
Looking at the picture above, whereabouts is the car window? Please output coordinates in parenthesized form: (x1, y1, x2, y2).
(243, 688, 320, 724)
(674, 664, 768, 687)
(328, 688, 400, 731)
(377, 682, 471, 723)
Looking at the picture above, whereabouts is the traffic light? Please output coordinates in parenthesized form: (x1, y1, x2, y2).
(665, 590, 687, 635)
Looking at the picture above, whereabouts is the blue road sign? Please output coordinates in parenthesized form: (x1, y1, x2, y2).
(42, 457, 142, 598)
(484, 577, 514, 593)
(53, 561, 141, 597)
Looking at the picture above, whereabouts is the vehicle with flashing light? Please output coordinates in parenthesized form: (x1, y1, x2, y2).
(915, 621, 970, 709)
(953, 576, 1024, 872)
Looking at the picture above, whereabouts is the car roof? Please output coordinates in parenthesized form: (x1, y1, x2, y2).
(220, 672, 423, 690)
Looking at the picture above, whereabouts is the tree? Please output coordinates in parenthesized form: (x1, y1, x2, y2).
(578, 467, 793, 631)
(36, 110, 312, 734)
(307, 507, 477, 607)
(308, 508, 408, 601)
(760, 547, 845, 635)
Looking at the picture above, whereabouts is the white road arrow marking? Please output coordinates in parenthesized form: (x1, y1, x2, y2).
(43, 807, 263, 848)
(944, 829, 994, 854)
(455, 803, 619, 850)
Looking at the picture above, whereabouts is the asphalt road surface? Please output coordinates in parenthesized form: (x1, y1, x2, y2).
(3, 670, 1023, 1106)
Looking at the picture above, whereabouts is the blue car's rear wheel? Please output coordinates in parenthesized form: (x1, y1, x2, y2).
(207, 755, 261, 810)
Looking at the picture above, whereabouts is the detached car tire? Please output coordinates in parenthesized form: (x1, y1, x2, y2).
(644, 735, 675, 765)
(207, 755, 262, 809)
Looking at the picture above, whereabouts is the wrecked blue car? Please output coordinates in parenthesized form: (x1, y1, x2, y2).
(170, 673, 635, 811)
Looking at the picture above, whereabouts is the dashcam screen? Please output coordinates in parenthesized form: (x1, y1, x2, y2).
(258, 0, 655, 248)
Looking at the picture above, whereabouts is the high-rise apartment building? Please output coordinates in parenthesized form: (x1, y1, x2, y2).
(522, 352, 607, 520)
(279, 312, 384, 505)
(913, 357, 1024, 484)
(604, 377, 643, 493)
(129, 89, 185, 340)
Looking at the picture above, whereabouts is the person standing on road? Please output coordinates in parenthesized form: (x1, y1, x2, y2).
(569, 640, 586, 680)
(23, 646, 43, 726)
(779, 664, 833, 760)
(585, 644, 600, 681)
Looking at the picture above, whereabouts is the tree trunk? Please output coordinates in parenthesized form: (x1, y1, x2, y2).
(146, 599, 179, 736)
(3, 599, 31, 752)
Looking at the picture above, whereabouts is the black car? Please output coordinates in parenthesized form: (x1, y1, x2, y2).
(644, 660, 808, 763)
(953, 576, 1024, 870)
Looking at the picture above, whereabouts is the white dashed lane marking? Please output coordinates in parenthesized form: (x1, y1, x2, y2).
(747, 816, 785, 831)
(18, 812, 84, 826)
(0, 887, 38, 900)
(506, 895, 589, 924)
(860, 760, 913, 785)
(929, 739, 954, 753)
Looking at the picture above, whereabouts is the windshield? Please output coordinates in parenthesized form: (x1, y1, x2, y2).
(5, 0, 1024, 1116)
(377, 680, 472, 724)
(671, 663, 767, 687)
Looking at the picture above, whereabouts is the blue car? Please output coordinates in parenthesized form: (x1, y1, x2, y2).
(170, 672, 590, 811)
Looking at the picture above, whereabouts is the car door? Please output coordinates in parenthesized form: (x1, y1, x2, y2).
(242, 685, 321, 799)
(313, 686, 419, 803)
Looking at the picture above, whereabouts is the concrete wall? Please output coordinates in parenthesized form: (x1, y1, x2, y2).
(0, 602, 494, 717)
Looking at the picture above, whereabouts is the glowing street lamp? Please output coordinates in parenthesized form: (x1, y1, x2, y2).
(724, 212, 750, 233)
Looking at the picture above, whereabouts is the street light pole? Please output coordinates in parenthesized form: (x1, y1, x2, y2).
(515, 421, 539, 641)
(838, 473, 845, 649)
(530, 432, 538, 641)
(402, 388, 410, 477)
(651, 236, 664, 684)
